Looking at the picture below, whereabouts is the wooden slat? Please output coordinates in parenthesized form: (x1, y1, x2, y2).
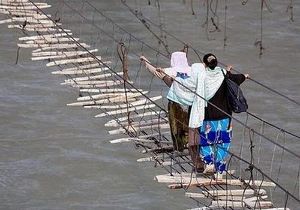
(94, 104, 156, 117)
(52, 67, 109, 75)
(19, 33, 72, 41)
(0, 4, 51, 9)
(110, 137, 170, 144)
(99, 95, 160, 109)
(19, 42, 85, 50)
(69, 80, 124, 88)
(32, 49, 98, 61)
(105, 111, 161, 127)
(156, 174, 276, 188)
(12, 17, 53, 24)
(185, 189, 266, 199)
(211, 200, 273, 208)
(31, 42, 87, 51)
(94, 95, 161, 117)
(63, 71, 119, 83)
(26, 37, 79, 44)
(79, 88, 143, 93)
(67, 94, 137, 106)
(108, 123, 170, 135)
(46, 56, 101, 67)
(76, 91, 147, 102)
(0, 18, 12, 24)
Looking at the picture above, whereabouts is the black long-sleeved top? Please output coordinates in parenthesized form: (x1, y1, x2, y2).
(204, 72, 246, 120)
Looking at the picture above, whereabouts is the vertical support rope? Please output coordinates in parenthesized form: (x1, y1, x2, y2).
(15, 47, 21, 64)
(14, 1, 300, 207)
(224, 0, 228, 48)
(259, 0, 264, 57)
(117, 42, 135, 134)
(190, 0, 195, 15)
(287, 0, 294, 22)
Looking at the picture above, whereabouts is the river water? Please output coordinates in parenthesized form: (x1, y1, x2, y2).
(0, 0, 299, 209)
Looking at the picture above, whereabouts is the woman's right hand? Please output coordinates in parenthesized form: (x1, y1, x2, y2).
(140, 55, 150, 64)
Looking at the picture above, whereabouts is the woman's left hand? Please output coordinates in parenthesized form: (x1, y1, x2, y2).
(226, 65, 233, 72)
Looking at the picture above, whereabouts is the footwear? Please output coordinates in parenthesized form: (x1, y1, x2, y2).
(203, 164, 216, 174)
(214, 172, 223, 180)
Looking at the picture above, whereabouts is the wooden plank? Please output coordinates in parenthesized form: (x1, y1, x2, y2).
(52, 67, 109, 75)
(76, 91, 146, 101)
(137, 155, 165, 162)
(8, 25, 57, 31)
(99, 95, 160, 109)
(63, 79, 113, 85)
(32, 49, 93, 57)
(168, 180, 275, 189)
(56, 63, 101, 72)
(108, 123, 170, 135)
(137, 150, 187, 163)
(0, 4, 51, 9)
(32, 49, 98, 61)
(67, 94, 137, 106)
(1, 2, 48, 6)
(0, 0, 29, 3)
(12, 17, 53, 24)
(185, 189, 267, 199)
(65, 72, 123, 83)
(114, 117, 168, 130)
(110, 137, 170, 144)
(211, 200, 273, 208)
(136, 132, 171, 142)
(159, 170, 236, 179)
(79, 88, 143, 93)
(105, 111, 161, 127)
(5, 11, 49, 19)
(109, 118, 168, 134)
(141, 145, 173, 154)
(64, 71, 122, 83)
(62, 79, 120, 85)
(18, 42, 88, 49)
(94, 104, 156, 117)
(46, 56, 101, 67)
(156, 174, 276, 187)
(0, 18, 12, 24)
(19, 33, 72, 41)
(32, 42, 87, 51)
(94, 96, 161, 117)
(68, 80, 123, 88)
(76, 91, 128, 101)
(26, 37, 80, 45)
(8, 23, 59, 29)
(256, 208, 290, 210)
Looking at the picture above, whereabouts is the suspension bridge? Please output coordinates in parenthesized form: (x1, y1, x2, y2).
(0, 0, 299, 209)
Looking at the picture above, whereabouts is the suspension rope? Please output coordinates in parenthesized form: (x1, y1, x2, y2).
(121, 0, 300, 106)
(15, 2, 300, 206)
(30, 0, 300, 161)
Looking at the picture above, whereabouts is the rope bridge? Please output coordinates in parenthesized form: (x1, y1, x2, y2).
(0, 0, 299, 209)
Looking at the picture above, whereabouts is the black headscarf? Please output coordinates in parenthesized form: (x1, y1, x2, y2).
(203, 53, 218, 70)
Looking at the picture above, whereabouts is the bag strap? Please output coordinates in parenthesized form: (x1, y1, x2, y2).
(221, 68, 227, 78)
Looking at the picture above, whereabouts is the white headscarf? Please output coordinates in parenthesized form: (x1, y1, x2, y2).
(188, 65, 226, 128)
(164, 51, 191, 77)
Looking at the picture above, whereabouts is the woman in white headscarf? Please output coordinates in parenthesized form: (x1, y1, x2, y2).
(140, 52, 204, 172)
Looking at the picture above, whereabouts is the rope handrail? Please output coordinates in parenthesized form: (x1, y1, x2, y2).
(79, 0, 300, 140)
(28, 0, 300, 161)
(121, 0, 300, 107)
(7, 1, 299, 207)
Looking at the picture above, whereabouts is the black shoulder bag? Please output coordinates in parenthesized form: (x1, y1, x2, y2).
(222, 70, 248, 113)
